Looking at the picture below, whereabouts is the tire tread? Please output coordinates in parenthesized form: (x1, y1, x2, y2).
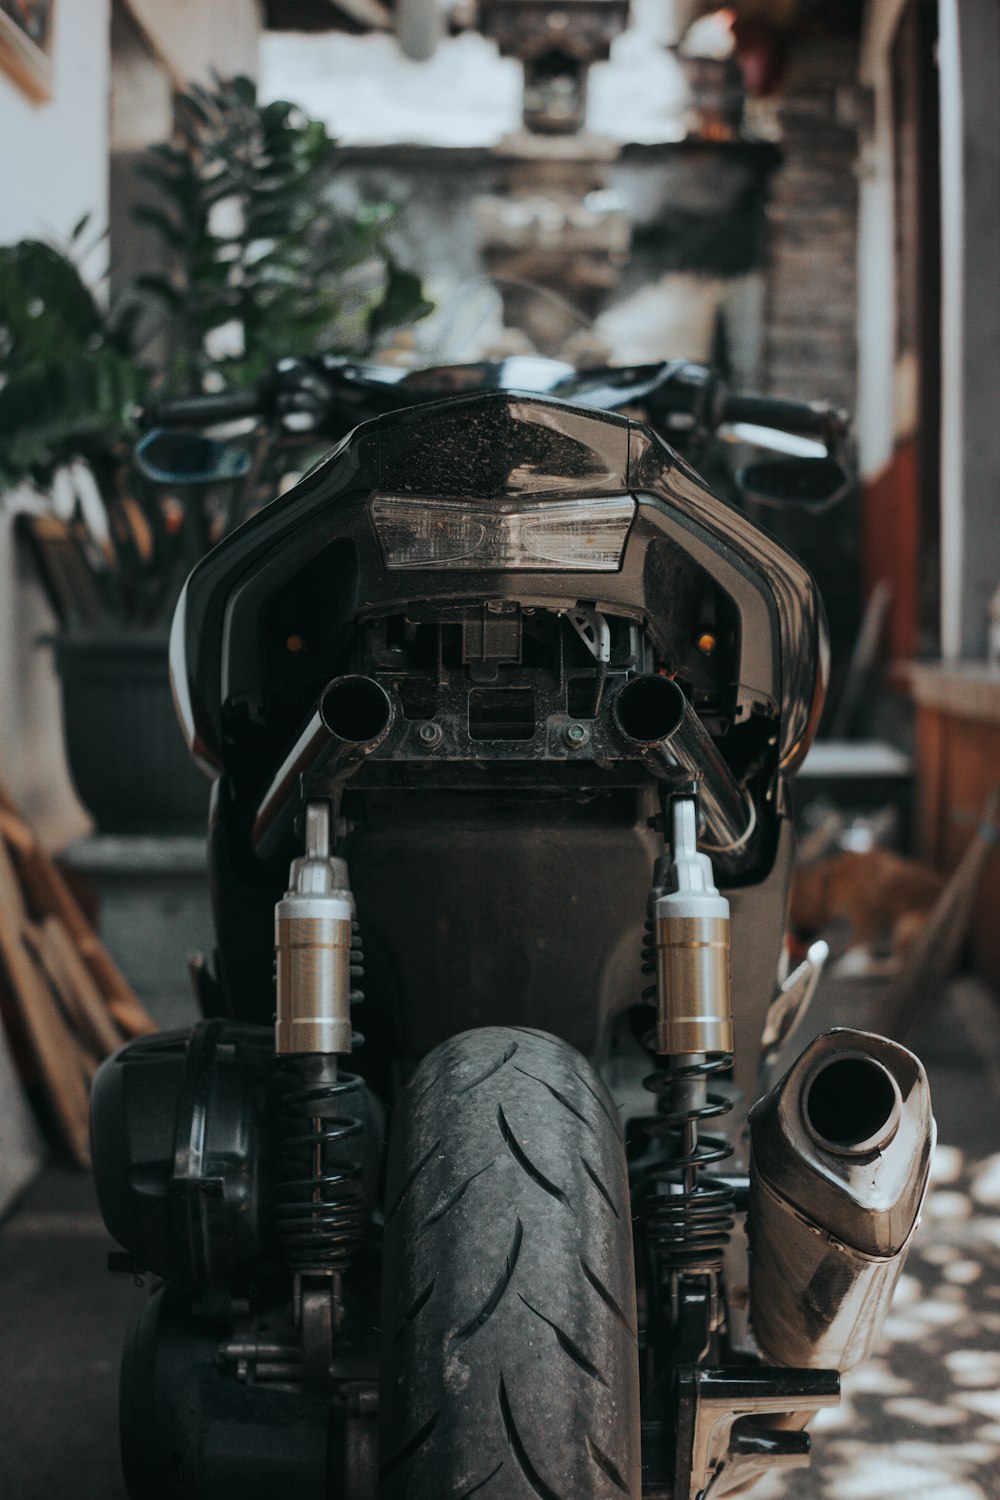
(380, 1027, 640, 1500)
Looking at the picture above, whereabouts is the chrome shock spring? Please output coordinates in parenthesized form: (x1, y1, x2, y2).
(640, 1054, 735, 1275)
(273, 1058, 366, 1272)
(272, 920, 368, 1274)
(638, 791, 735, 1279)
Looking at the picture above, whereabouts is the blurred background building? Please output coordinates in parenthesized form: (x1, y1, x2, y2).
(2, 5, 1000, 1497)
(2, 0, 998, 981)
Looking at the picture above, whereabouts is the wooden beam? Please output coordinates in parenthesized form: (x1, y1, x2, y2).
(0, 787, 153, 1026)
(0, 842, 91, 1168)
(32, 918, 124, 1059)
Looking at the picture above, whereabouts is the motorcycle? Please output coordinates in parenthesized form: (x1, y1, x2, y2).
(90, 351, 934, 1500)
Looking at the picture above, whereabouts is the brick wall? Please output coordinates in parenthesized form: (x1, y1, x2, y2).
(757, 30, 863, 689)
(762, 35, 860, 413)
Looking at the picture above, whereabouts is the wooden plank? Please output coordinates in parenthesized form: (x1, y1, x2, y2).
(0, 807, 33, 855)
(27, 918, 123, 1059)
(915, 704, 946, 861)
(24, 923, 94, 1048)
(109, 996, 159, 1038)
(0, 841, 91, 1167)
(875, 784, 1000, 1039)
(25, 928, 102, 1090)
(0, 786, 155, 1031)
(43, 917, 124, 1055)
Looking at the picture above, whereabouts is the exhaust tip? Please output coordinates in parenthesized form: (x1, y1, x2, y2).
(613, 674, 686, 744)
(321, 675, 394, 745)
(802, 1052, 902, 1156)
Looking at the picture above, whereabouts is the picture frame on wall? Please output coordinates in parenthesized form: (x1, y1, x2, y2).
(0, 0, 56, 103)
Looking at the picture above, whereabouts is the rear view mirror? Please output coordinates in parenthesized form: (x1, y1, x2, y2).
(737, 456, 851, 515)
(135, 429, 251, 485)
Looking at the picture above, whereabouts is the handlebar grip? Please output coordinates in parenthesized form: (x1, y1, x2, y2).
(140, 388, 263, 429)
(718, 391, 848, 441)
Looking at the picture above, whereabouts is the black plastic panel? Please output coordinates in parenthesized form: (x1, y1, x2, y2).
(376, 391, 630, 498)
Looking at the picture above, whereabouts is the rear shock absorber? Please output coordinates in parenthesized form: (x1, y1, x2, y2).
(640, 790, 735, 1282)
(272, 801, 367, 1293)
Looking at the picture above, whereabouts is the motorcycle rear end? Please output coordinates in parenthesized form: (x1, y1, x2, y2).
(91, 361, 934, 1499)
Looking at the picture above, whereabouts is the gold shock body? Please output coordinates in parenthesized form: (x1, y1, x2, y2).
(275, 895, 354, 1056)
(653, 796, 734, 1057)
(655, 911, 733, 1056)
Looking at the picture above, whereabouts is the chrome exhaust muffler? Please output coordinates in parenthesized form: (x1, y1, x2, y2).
(747, 1027, 934, 1373)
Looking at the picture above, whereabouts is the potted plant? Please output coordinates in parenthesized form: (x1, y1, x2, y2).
(0, 76, 429, 833)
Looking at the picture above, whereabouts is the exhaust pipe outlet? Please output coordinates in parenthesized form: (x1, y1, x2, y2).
(253, 675, 396, 859)
(748, 1028, 934, 1373)
(613, 674, 756, 862)
(320, 674, 396, 745)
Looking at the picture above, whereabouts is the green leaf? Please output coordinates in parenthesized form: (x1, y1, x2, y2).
(130, 204, 188, 250)
(133, 273, 185, 311)
(0, 343, 146, 488)
(0, 239, 104, 349)
(367, 259, 434, 338)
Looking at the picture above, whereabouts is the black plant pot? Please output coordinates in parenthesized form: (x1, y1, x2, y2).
(51, 632, 211, 835)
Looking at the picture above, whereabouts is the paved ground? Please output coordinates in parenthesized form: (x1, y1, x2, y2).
(1, 972, 999, 1499)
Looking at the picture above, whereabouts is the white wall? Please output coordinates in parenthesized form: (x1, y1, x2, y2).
(0, 0, 110, 247)
(0, 0, 111, 845)
(938, 0, 1000, 660)
(856, 0, 907, 483)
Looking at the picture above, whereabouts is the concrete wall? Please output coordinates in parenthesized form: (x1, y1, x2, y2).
(760, 32, 859, 415)
(0, 0, 111, 845)
(758, 25, 863, 678)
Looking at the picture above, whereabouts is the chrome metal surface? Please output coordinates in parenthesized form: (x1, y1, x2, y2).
(254, 676, 396, 860)
(639, 801, 736, 1282)
(614, 675, 756, 861)
(748, 1028, 935, 1372)
(631, 424, 828, 774)
(679, 1365, 840, 1500)
(654, 913, 732, 1054)
(758, 939, 829, 1093)
(652, 797, 733, 1056)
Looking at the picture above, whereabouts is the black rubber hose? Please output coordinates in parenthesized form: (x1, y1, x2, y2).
(717, 390, 849, 441)
(139, 387, 264, 429)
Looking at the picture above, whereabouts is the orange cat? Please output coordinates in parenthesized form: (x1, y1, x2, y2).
(788, 849, 944, 975)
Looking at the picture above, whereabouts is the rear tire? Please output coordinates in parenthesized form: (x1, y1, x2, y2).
(379, 1026, 640, 1500)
